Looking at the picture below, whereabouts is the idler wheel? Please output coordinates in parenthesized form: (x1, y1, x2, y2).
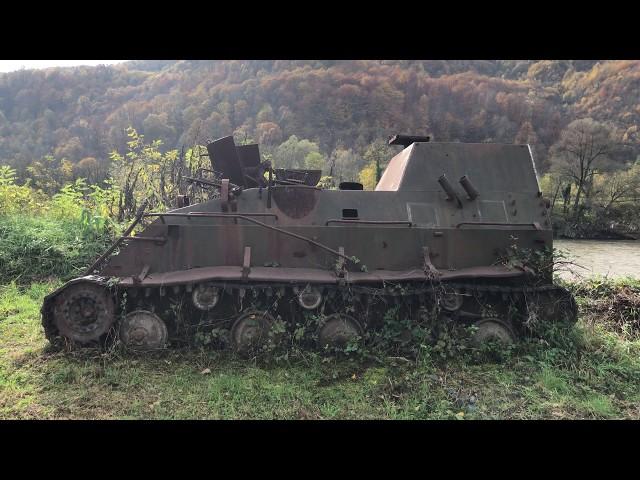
(52, 282, 116, 344)
(440, 288, 463, 312)
(472, 319, 516, 347)
(119, 310, 168, 350)
(317, 314, 363, 350)
(231, 310, 278, 353)
(192, 283, 220, 311)
(296, 285, 323, 310)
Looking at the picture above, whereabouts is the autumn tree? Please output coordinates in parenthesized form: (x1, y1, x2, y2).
(256, 122, 283, 145)
(26, 155, 74, 194)
(143, 112, 176, 142)
(549, 118, 615, 219)
(330, 148, 361, 182)
(593, 163, 640, 211)
(358, 161, 378, 190)
(363, 139, 394, 182)
(3, 59, 640, 200)
(514, 121, 538, 145)
(74, 157, 103, 184)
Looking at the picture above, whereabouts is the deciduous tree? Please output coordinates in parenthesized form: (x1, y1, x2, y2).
(549, 118, 615, 219)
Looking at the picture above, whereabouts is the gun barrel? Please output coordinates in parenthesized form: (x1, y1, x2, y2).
(388, 134, 431, 147)
(438, 174, 462, 208)
(459, 175, 479, 200)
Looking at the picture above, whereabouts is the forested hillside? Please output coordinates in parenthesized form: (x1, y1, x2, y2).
(1, 60, 639, 185)
(2, 59, 640, 238)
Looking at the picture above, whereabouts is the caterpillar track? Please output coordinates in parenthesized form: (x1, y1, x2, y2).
(41, 134, 578, 352)
(42, 276, 577, 351)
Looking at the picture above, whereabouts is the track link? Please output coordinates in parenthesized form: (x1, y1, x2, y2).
(42, 276, 578, 348)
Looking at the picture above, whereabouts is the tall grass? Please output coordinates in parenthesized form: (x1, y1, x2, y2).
(0, 215, 112, 284)
(568, 276, 640, 338)
(0, 169, 118, 284)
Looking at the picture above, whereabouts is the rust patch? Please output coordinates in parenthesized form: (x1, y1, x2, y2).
(272, 186, 319, 219)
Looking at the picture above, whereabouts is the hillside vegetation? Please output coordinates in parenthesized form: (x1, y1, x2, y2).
(2, 60, 640, 237)
(2, 60, 640, 180)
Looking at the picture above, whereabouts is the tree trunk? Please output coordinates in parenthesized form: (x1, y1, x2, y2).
(572, 182, 583, 219)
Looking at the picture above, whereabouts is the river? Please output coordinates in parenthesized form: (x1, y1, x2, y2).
(554, 239, 640, 280)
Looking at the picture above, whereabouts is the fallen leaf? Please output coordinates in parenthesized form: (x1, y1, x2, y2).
(200, 368, 211, 375)
(351, 373, 357, 380)
(455, 411, 465, 420)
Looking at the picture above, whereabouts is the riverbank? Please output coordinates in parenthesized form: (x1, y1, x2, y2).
(550, 207, 640, 241)
(555, 230, 638, 240)
(1, 279, 639, 420)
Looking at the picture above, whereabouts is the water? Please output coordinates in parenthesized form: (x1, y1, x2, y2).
(554, 239, 640, 280)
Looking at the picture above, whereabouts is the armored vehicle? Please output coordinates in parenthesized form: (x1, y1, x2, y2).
(42, 134, 577, 351)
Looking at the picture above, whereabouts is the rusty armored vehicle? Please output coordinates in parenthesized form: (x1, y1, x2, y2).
(42, 134, 577, 351)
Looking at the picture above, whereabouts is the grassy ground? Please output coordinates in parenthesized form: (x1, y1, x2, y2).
(1, 280, 639, 420)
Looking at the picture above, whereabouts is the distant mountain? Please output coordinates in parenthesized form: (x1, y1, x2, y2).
(1, 60, 638, 179)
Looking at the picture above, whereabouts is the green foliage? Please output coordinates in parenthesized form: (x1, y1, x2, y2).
(0, 173, 117, 284)
(109, 127, 188, 220)
(0, 166, 46, 215)
(272, 135, 322, 170)
(499, 243, 556, 281)
(0, 214, 112, 284)
(358, 161, 377, 190)
(304, 151, 324, 171)
(569, 277, 640, 338)
(26, 155, 75, 194)
(317, 176, 335, 190)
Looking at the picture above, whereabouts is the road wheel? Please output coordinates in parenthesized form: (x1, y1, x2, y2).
(119, 310, 168, 350)
(317, 313, 363, 350)
(231, 310, 278, 353)
(472, 318, 516, 347)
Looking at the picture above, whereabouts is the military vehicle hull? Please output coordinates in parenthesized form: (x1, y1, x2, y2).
(42, 136, 577, 351)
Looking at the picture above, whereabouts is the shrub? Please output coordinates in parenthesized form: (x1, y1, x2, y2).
(0, 173, 118, 284)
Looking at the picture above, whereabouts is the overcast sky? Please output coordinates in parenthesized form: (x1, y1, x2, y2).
(0, 60, 125, 73)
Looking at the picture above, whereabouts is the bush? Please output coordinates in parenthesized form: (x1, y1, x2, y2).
(0, 214, 112, 284)
(569, 277, 640, 338)
(0, 173, 118, 284)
